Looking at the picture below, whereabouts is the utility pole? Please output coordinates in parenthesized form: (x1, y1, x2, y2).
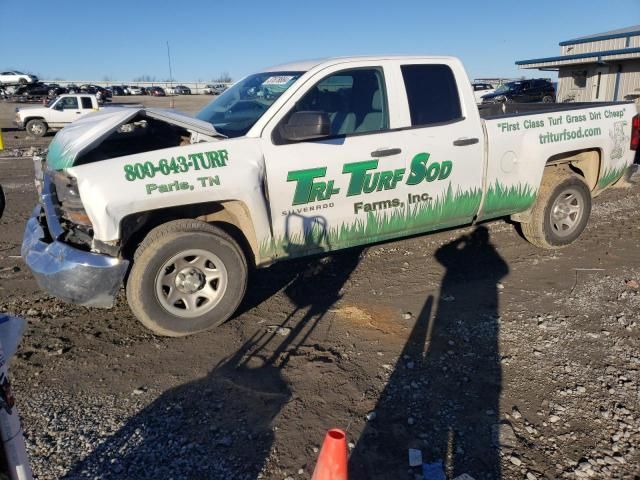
(166, 41, 174, 87)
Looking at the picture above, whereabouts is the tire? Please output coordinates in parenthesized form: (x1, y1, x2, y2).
(25, 119, 47, 137)
(542, 95, 554, 103)
(126, 220, 248, 337)
(520, 171, 591, 249)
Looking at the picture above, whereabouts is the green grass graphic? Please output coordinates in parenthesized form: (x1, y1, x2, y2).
(481, 181, 537, 219)
(259, 181, 536, 260)
(597, 166, 627, 189)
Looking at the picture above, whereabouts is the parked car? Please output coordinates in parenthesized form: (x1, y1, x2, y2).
(21, 55, 639, 337)
(14, 93, 102, 136)
(0, 71, 38, 86)
(17, 83, 50, 97)
(147, 86, 166, 96)
(128, 86, 144, 95)
(203, 83, 228, 95)
(482, 79, 555, 103)
(109, 86, 125, 96)
(66, 84, 79, 94)
(472, 82, 495, 104)
(173, 85, 191, 95)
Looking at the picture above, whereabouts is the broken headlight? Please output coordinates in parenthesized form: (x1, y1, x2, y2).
(51, 170, 92, 227)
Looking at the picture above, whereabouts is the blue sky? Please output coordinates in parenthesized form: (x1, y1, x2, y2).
(1, 0, 638, 82)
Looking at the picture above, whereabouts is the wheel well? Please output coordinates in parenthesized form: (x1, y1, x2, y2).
(120, 201, 259, 267)
(546, 148, 601, 190)
(24, 116, 46, 124)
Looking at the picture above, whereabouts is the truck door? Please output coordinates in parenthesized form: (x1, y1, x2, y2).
(50, 96, 82, 126)
(261, 63, 410, 258)
(392, 61, 485, 232)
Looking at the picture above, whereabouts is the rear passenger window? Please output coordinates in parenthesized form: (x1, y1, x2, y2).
(401, 64, 462, 126)
(81, 97, 93, 109)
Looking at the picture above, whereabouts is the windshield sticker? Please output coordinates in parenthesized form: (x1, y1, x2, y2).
(262, 76, 295, 85)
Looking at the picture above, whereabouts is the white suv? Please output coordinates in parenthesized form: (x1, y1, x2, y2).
(0, 71, 38, 86)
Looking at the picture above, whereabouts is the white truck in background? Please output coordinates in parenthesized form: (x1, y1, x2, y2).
(472, 82, 495, 103)
(14, 94, 100, 137)
(21, 55, 639, 337)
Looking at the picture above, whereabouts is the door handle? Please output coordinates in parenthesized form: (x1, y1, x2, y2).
(371, 147, 402, 158)
(76, 112, 81, 114)
(453, 137, 479, 146)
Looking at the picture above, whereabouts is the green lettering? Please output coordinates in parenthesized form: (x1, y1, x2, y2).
(438, 160, 452, 180)
(287, 167, 327, 205)
(343, 160, 379, 196)
(406, 153, 430, 185)
(218, 149, 229, 166)
(425, 162, 440, 182)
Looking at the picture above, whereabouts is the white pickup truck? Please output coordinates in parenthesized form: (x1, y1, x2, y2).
(22, 56, 639, 336)
(15, 94, 100, 137)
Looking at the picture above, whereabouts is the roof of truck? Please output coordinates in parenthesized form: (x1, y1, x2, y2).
(262, 55, 456, 72)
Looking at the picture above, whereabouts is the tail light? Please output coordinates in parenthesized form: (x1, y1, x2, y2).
(631, 114, 640, 151)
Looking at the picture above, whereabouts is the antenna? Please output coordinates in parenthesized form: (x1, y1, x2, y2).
(166, 41, 173, 88)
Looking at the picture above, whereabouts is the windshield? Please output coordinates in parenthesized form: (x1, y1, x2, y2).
(495, 82, 521, 94)
(196, 71, 303, 138)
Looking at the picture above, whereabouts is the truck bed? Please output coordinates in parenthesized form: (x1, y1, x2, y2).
(478, 101, 634, 120)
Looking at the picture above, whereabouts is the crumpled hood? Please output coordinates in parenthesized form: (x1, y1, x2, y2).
(46, 107, 222, 170)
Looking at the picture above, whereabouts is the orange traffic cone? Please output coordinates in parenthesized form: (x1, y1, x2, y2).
(311, 429, 348, 480)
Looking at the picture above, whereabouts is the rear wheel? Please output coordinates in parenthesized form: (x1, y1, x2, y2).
(520, 171, 591, 249)
(126, 220, 248, 336)
(542, 95, 554, 103)
(25, 119, 47, 137)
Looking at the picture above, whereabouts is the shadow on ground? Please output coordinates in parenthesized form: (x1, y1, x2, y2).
(350, 226, 509, 479)
(62, 242, 364, 479)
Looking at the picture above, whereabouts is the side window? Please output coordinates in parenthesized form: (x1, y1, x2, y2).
(81, 97, 93, 109)
(278, 67, 388, 141)
(401, 64, 462, 126)
(61, 97, 79, 109)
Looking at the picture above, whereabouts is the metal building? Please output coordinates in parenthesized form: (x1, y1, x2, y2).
(515, 25, 640, 103)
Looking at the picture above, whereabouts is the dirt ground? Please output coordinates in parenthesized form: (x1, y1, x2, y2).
(0, 96, 639, 479)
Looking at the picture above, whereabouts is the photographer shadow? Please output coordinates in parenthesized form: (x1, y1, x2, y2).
(350, 226, 509, 479)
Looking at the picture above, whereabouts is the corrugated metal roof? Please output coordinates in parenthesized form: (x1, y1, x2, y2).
(516, 47, 640, 68)
(560, 25, 640, 46)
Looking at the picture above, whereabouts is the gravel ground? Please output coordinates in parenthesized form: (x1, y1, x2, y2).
(1, 97, 639, 479)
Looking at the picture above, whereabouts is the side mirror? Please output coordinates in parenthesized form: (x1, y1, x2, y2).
(281, 111, 330, 142)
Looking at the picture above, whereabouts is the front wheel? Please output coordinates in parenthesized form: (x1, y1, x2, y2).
(126, 220, 248, 336)
(520, 171, 591, 249)
(542, 95, 554, 103)
(25, 119, 47, 137)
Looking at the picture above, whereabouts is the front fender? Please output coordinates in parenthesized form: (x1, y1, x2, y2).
(68, 138, 272, 246)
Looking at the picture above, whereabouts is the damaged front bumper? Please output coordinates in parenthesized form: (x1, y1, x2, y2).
(21, 174, 128, 308)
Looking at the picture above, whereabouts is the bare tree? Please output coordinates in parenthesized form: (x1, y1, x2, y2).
(214, 72, 232, 83)
(133, 74, 157, 82)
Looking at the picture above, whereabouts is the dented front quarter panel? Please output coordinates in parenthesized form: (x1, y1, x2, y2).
(67, 137, 271, 254)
